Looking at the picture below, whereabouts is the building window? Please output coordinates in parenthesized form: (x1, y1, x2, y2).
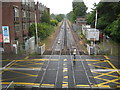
(14, 24, 20, 31)
(22, 0, 26, 5)
(22, 10, 26, 17)
(14, 7, 19, 22)
(14, 7, 19, 17)
(22, 23, 26, 30)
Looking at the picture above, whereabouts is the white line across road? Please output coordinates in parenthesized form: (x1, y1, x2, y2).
(0, 68, 42, 71)
(3, 60, 15, 69)
(91, 69, 120, 72)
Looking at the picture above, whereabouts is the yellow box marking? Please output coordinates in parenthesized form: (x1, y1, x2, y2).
(25, 56, 29, 59)
(63, 70, 67, 72)
(7, 70, 38, 77)
(107, 60, 120, 75)
(64, 59, 67, 61)
(76, 85, 90, 87)
(1, 60, 18, 74)
(2, 75, 35, 81)
(95, 77, 119, 85)
(64, 76, 68, 79)
(63, 82, 68, 84)
(104, 56, 109, 59)
(41, 84, 54, 86)
(62, 84, 68, 87)
(94, 71, 115, 78)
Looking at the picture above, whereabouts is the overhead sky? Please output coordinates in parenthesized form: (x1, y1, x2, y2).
(35, 0, 101, 14)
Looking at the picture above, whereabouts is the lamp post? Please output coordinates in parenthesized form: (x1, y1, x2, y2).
(94, 9, 98, 55)
(35, 11, 39, 48)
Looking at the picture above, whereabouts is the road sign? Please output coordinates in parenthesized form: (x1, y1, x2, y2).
(2, 26, 10, 43)
(0, 34, 3, 42)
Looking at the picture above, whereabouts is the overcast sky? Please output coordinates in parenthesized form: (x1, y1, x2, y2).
(35, 0, 101, 14)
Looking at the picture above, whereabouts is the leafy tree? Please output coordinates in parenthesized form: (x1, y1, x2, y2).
(55, 14, 65, 22)
(72, 0, 87, 21)
(50, 20, 58, 26)
(41, 10, 50, 24)
(29, 23, 54, 40)
(67, 11, 75, 22)
(86, 2, 120, 41)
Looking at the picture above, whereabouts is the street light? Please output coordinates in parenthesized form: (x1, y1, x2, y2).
(35, 11, 39, 48)
(94, 9, 98, 55)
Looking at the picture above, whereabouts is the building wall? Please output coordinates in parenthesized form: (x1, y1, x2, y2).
(2, 1, 50, 53)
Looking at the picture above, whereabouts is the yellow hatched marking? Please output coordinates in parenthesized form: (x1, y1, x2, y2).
(63, 70, 67, 72)
(76, 85, 90, 87)
(25, 56, 29, 59)
(104, 56, 109, 59)
(91, 65, 112, 69)
(41, 84, 54, 86)
(2, 82, 40, 86)
(94, 84, 110, 88)
(107, 60, 120, 75)
(1, 60, 18, 74)
(62, 84, 68, 87)
(1, 75, 36, 81)
(92, 71, 119, 78)
(64, 59, 67, 61)
(50, 59, 59, 61)
(13, 63, 36, 68)
(6, 70, 38, 77)
(88, 61, 106, 66)
(96, 77, 119, 85)
(64, 76, 68, 79)
(94, 71, 115, 78)
(63, 82, 68, 84)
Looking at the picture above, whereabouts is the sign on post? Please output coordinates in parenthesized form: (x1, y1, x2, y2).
(0, 34, 3, 42)
(2, 26, 10, 43)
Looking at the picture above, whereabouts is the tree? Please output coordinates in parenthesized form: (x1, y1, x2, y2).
(55, 14, 65, 22)
(29, 23, 54, 40)
(72, 0, 87, 21)
(86, 2, 120, 42)
(41, 10, 50, 24)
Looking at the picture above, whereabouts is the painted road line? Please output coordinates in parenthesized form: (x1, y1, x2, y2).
(96, 78, 119, 86)
(41, 84, 54, 87)
(62, 59, 68, 88)
(94, 71, 115, 78)
(2, 75, 36, 82)
(90, 64, 112, 69)
(25, 56, 29, 60)
(3, 60, 15, 69)
(107, 60, 120, 75)
(7, 70, 38, 77)
(91, 71, 119, 78)
(0, 60, 18, 74)
(76, 85, 90, 87)
(91, 69, 120, 72)
(2, 68, 42, 71)
(104, 56, 109, 59)
(13, 63, 35, 68)
(2, 82, 40, 86)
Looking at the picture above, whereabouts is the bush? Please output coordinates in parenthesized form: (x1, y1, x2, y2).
(29, 23, 54, 40)
(50, 20, 58, 26)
